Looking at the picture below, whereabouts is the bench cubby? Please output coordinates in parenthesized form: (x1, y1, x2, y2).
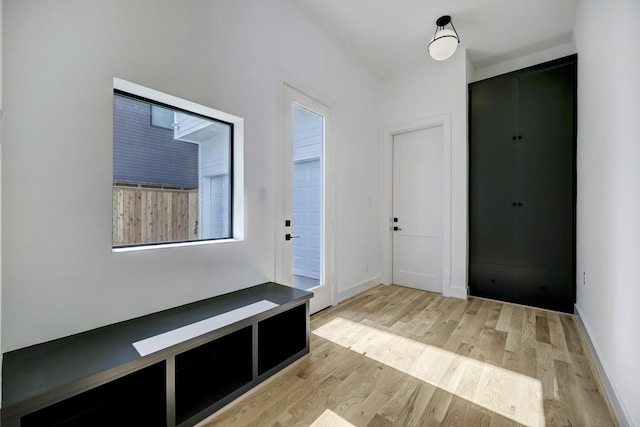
(175, 326, 253, 424)
(258, 303, 307, 375)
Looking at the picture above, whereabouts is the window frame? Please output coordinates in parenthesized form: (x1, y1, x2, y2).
(112, 78, 244, 251)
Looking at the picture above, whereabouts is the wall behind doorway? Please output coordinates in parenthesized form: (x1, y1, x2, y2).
(380, 50, 468, 299)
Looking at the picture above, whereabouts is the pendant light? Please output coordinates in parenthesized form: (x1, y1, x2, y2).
(427, 15, 460, 61)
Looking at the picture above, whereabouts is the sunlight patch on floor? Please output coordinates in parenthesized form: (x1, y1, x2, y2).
(310, 409, 356, 427)
(313, 317, 545, 427)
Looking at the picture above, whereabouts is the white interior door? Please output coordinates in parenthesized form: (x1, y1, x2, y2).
(280, 85, 333, 314)
(392, 126, 443, 293)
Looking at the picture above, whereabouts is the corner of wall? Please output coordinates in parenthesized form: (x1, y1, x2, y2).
(445, 286, 468, 299)
(337, 278, 383, 303)
(465, 49, 475, 84)
(574, 305, 633, 427)
(573, 1, 640, 425)
(471, 42, 577, 82)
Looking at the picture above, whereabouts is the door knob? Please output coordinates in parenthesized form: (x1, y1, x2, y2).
(393, 226, 402, 231)
(285, 233, 300, 241)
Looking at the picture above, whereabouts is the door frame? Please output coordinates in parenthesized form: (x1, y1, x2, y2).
(275, 81, 335, 313)
(382, 114, 452, 296)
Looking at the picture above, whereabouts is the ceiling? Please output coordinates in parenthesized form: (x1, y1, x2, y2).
(290, 0, 579, 77)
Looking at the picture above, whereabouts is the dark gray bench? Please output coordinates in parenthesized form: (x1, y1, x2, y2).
(1, 282, 313, 426)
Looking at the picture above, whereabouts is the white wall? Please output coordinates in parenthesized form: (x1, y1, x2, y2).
(380, 49, 468, 298)
(574, 0, 640, 425)
(2, 0, 380, 352)
(471, 42, 576, 82)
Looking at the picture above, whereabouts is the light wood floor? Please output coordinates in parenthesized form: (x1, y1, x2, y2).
(198, 285, 617, 426)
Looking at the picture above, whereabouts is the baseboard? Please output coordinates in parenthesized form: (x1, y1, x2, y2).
(574, 305, 632, 427)
(336, 278, 381, 303)
(445, 285, 468, 299)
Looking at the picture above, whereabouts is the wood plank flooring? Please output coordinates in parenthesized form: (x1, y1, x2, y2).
(197, 285, 617, 427)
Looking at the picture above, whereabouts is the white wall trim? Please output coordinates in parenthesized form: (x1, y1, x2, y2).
(337, 278, 382, 303)
(574, 304, 632, 427)
(112, 77, 246, 242)
(447, 285, 468, 299)
(274, 72, 337, 313)
(381, 114, 454, 297)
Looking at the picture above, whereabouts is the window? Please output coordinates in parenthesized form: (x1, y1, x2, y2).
(112, 79, 244, 249)
(150, 105, 175, 130)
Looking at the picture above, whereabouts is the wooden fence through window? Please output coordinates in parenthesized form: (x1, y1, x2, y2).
(112, 186, 198, 246)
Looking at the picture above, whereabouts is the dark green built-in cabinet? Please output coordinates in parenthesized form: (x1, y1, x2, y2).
(468, 54, 577, 313)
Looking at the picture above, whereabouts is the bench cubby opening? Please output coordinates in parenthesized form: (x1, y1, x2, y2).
(21, 361, 166, 427)
(175, 326, 253, 424)
(258, 303, 307, 375)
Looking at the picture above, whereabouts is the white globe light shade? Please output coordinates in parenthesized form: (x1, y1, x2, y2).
(428, 28, 459, 61)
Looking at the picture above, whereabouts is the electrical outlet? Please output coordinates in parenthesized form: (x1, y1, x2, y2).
(365, 263, 369, 273)
(583, 271, 587, 286)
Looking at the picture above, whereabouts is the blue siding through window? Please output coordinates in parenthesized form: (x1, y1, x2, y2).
(113, 95, 198, 188)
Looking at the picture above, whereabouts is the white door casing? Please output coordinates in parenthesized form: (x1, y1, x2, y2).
(278, 84, 334, 314)
(392, 126, 444, 293)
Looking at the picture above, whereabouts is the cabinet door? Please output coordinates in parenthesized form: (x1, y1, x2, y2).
(468, 55, 576, 313)
(470, 78, 518, 148)
(469, 262, 518, 303)
(517, 63, 576, 142)
(516, 267, 574, 313)
(516, 137, 574, 271)
(515, 136, 574, 312)
(469, 144, 518, 266)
